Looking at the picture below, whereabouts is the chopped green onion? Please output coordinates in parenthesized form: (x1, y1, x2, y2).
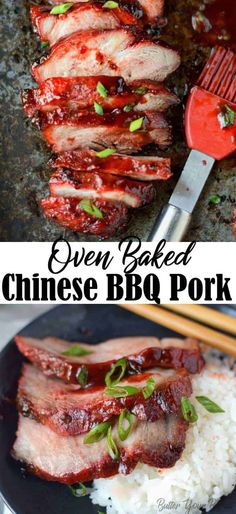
(195, 396, 225, 413)
(68, 483, 87, 497)
(62, 344, 93, 356)
(41, 41, 49, 48)
(123, 104, 134, 113)
(94, 101, 104, 116)
(107, 426, 119, 460)
(181, 396, 198, 423)
(105, 385, 140, 398)
(50, 3, 73, 15)
(96, 81, 108, 99)
(129, 117, 144, 132)
(96, 148, 116, 158)
(103, 1, 119, 8)
(76, 366, 88, 387)
(105, 359, 127, 387)
(143, 377, 155, 399)
(118, 409, 133, 441)
(133, 86, 148, 94)
(84, 421, 111, 444)
(208, 194, 221, 205)
(218, 104, 235, 128)
(79, 199, 103, 219)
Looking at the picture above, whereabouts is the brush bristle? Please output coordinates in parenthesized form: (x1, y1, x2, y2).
(197, 47, 236, 102)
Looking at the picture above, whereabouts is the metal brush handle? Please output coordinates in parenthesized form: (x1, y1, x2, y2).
(147, 204, 191, 242)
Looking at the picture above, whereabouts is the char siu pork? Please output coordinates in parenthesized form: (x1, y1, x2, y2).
(13, 413, 188, 483)
(38, 110, 171, 153)
(31, 4, 140, 47)
(138, 0, 164, 22)
(22, 76, 178, 117)
(17, 364, 192, 436)
(49, 170, 156, 208)
(40, 197, 129, 237)
(15, 335, 205, 385)
(32, 29, 180, 84)
(49, 149, 172, 181)
(47, 0, 164, 24)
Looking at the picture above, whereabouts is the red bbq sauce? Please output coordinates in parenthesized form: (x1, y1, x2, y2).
(194, 0, 236, 51)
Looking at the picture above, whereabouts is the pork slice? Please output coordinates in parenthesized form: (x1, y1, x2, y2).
(15, 335, 205, 385)
(31, 4, 140, 47)
(138, 0, 164, 22)
(38, 109, 171, 153)
(49, 169, 156, 208)
(13, 413, 188, 483)
(21, 76, 178, 117)
(47, 0, 164, 23)
(40, 197, 130, 237)
(49, 149, 172, 181)
(17, 364, 192, 435)
(32, 29, 180, 84)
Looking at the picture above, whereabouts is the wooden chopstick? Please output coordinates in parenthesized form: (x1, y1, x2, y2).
(120, 304, 236, 357)
(163, 304, 236, 336)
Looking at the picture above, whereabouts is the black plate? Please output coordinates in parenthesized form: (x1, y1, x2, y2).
(0, 305, 235, 514)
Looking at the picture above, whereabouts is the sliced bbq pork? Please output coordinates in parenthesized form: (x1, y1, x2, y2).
(15, 335, 204, 385)
(40, 197, 129, 237)
(31, 4, 140, 47)
(13, 413, 188, 483)
(47, 0, 164, 24)
(49, 170, 156, 208)
(49, 149, 172, 181)
(38, 110, 171, 153)
(21, 76, 178, 117)
(32, 29, 180, 84)
(17, 364, 192, 436)
(138, 0, 165, 22)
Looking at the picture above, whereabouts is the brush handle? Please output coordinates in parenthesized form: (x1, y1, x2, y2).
(147, 204, 191, 242)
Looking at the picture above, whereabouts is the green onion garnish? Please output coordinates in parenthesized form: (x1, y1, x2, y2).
(94, 101, 104, 116)
(134, 86, 148, 94)
(118, 408, 133, 441)
(50, 3, 73, 15)
(195, 396, 225, 413)
(208, 194, 221, 205)
(62, 344, 93, 356)
(123, 104, 134, 112)
(96, 148, 116, 158)
(68, 483, 87, 497)
(105, 385, 140, 398)
(79, 199, 103, 219)
(41, 41, 49, 48)
(96, 81, 108, 99)
(129, 117, 144, 132)
(107, 426, 119, 460)
(218, 104, 235, 129)
(76, 366, 88, 387)
(103, 1, 119, 8)
(143, 377, 155, 399)
(84, 421, 111, 444)
(105, 359, 127, 387)
(181, 396, 198, 423)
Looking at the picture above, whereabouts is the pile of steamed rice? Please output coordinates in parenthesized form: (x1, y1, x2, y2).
(90, 357, 236, 514)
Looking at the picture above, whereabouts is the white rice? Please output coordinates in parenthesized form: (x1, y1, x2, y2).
(90, 359, 236, 514)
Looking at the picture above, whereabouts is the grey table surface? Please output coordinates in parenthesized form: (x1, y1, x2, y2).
(0, 306, 52, 514)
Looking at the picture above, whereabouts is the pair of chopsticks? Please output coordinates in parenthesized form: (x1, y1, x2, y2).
(120, 304, 236, 357)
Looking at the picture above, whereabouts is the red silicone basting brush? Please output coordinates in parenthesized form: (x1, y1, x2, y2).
(149, 46, 236, 241)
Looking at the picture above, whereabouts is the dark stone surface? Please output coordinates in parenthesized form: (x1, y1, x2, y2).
(0, 0, 235, 241)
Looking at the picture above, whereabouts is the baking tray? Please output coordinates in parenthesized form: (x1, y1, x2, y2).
(0, 0, 235, 242)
